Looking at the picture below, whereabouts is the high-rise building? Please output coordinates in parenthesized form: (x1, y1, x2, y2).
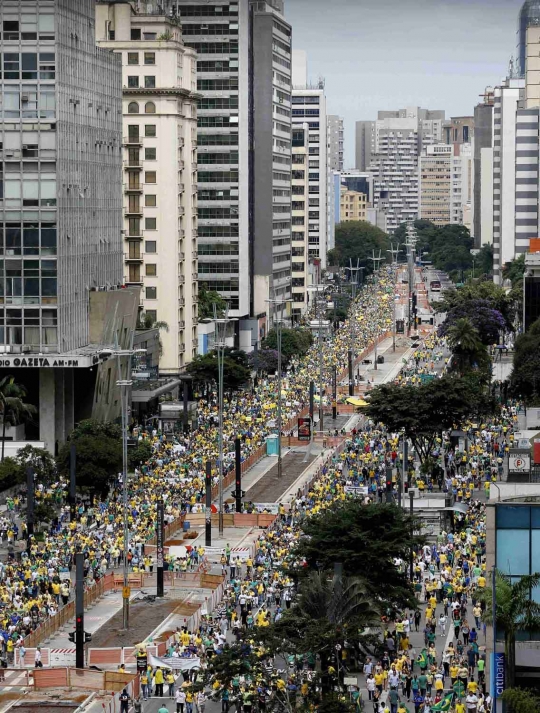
(517, 0, 540, 77)
(491, 77, 525, 282)
(419, 145, 452, 225)
(176, 0, 292, 342)
(355, 120, 375, 171)
(473, 90, 494, 246)
(340, 188, 368, 222)
(95, 1, 199, 373)
(291, 124, 310, 319)
(292, 52, 328, 268)
(0, 0, 140, 452)
(442, 116, 474, 147)
(367, 107, 445, 233)
(327, 115, 344, 171)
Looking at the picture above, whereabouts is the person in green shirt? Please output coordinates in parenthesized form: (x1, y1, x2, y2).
(158, 707, 169, 713)
(418, 673, 428, 696)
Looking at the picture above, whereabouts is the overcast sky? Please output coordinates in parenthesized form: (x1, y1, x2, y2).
(284, 0, 521, 167)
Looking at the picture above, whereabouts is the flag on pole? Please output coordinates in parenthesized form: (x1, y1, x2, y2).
(416, 648, 428, 669)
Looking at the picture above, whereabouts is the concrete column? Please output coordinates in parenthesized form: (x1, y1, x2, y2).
(39, 370, 55, 454)
(54, 370, 66, 449)
(64, 369, 74, 436)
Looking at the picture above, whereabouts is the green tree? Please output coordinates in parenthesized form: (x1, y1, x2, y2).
(446, 318, 491, 376)
(16, 445, 56, 486)
(329, 221, 390, 274)
(510, 318, 540, 402)
(186, 351, 250, 394)
(477, 571, 540, 689)
(198, 284, 227, 322)
(57, 420, 122, 498)
(501, 687, 540, 713)
(0, 376, 37, 461)
(262, 328, 313, 364)
(365, 374, 496, 464)
(34, 501, 57, 531)
(0, 457, 24, 491)
(128, 439, 152, 470)
(433, 281, 514, 331)
(294, 500, 422, 609)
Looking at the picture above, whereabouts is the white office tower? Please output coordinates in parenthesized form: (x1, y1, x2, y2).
(365, 107, 445, 233)
(96, 1, 199, 372)
(419, 144, 472, 228)
(292, 51, 328, 268)
(176, 0, 292, 341)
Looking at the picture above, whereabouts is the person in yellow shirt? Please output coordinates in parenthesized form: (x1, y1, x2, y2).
(455, 701, 465, 713)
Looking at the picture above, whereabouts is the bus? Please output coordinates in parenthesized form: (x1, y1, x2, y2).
(430, 280, 441, 292)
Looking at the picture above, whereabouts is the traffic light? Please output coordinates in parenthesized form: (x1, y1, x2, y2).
(76, 615, 83, 645)
(68, 631, 75, 643)
(231, 490, 245, 499)
(85, 632, 92, 643)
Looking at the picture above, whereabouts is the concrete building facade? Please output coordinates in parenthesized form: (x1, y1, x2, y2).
(473, 94, 494, 246)
(327, 115, 344, 171)
(176, 0, 292, 345)
(291, 123, 310, 319)
(0, 0, 140, 452)
(366, 108, 445, 233)
(340, 188, 368, 222)
(418, 145, 452, 225)
(355, 120, 375, 171)
(292, 54, 328, 268)
(95, 1, 199, 373)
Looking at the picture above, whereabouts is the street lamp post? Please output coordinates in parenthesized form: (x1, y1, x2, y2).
(213, 305, 233, 537)
(99, 344, 147, 631)
(266, 298, 292, 480)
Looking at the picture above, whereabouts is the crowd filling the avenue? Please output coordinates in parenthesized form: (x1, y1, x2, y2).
(0, 268, 512, 713)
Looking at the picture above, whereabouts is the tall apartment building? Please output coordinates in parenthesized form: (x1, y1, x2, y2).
(96, 1, 199, 373)
(0, 0, 141, 452)
(327, 115, 344, 171)
(491, 77, 525, 282)
(355, 120, 375, 171)
(340, 188, 368, 222)
(292, 53, 328, 268)
(473, 91, 494, 246)
(418, 145, 452, 225)
(442, 116, 474, 147)
(176, 0, 292, 342)
(518, 0, 540, 76)
(366, 108, 445, 233)
(291, 124, 310, 319)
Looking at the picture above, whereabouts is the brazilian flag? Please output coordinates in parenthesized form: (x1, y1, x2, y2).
(431, 692, 454, 711)
(416, 648, 428, 669)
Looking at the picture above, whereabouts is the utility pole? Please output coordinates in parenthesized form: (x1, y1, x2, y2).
(404, 223, 418, 336)
(266, 297, 292, 480)
(26, 466, 34, 555)
(205, 460, 212, 547)
(213, 304, 234, 536)
(69, 445, 76, 521)
(75, 552, 84, 669)
(347, 260, 364, 396)
(369, 251, 385, 370)
(387, 243, 401, 352)
(156, 499, 164, 598)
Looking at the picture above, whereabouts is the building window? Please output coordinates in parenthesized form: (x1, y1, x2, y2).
(145, 241, 157, 253)
(127, 76, 139, 88)
(144, 52, 156, 65)
(145, 101, 156, 114)
(146, 286, 157, 299)
(127, 52, 139, 65)
(145, 309, 157, 323)
(144, 76, 156, 88)
(145, 147, 157, 161)
(145, 217, 157, 230)
(145, 195, 157, 207)
(145, 125, 156, 137)
(128, 102, 140, 114)
(145, 171, 156, 184)
(146, 264, 157, 277)
(131, 29, 141, 40)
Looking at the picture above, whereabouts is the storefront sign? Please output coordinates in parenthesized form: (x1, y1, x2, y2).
(509, 453, 530, 472)
(491, 652, 505, 698)
(0, 355, 99, 368)
(156, 500, 164, 568)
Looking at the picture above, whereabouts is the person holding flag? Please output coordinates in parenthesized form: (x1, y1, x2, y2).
(430, 692, 454, 711)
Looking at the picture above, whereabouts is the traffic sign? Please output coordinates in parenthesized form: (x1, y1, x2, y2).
(509, 454, 530, 472)
(123, 586, 131, 599)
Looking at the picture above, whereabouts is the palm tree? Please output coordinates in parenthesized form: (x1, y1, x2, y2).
(477, 570, 540, 688)
(0, 376, 37, 461)
(446, 317, 487, 374)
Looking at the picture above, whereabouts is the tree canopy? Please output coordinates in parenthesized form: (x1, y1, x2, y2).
(197, 283, 227, 322)
(394, 221, 474, 278)
(445, 318, 492, 379)
(57, 420, 122, 498)
(327, 221, 390, 274)
(247, 348, 280, 373)
(439, 299, 506, 345)
(365, 374, 496, 463)
(510, 317, 540, 403)
(262, 328, 313, 364)
(433, 281, 514, 332)
(186, 348, 250, 393)
(294, 500, 422, 610)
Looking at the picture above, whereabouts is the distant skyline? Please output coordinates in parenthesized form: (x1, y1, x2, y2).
(285, 0, 520, 167)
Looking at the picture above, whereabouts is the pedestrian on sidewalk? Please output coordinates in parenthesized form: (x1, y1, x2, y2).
(166, 670, 175, 698)
(438, 613, 447, 637)
(154, 667, 164, 697)
(175, 688, 186, 713)
(120, 689, 130, 713)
